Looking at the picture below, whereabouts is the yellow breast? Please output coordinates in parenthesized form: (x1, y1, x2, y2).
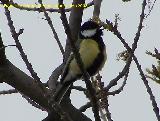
(69, 39, 100, 75)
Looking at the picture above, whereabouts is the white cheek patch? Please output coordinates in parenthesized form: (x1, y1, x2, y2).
(81, 29, 97, 37)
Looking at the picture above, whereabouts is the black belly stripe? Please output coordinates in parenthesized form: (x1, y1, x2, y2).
(86, 35, 106, 76)
(87, 47, 105, 76)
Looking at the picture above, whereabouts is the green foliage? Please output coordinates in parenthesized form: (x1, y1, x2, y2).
(117, 50, 130, 62)
(146, 61, 160, 84)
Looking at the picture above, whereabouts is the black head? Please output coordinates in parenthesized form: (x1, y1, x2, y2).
(79, 20, 103, 39)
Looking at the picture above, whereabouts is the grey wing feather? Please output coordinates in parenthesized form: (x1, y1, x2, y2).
(60, 53, 74, 83)
(55, 38, 83, 103)
(60, 38, 82, 83)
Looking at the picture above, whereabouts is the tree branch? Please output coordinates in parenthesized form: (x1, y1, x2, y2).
(146, 48, 160, 60)
(0, 5, 50, 111)
(133, 0, 160, 119)
(37, 0, 65, 56)
(79, 102, 91, 112)
(48, 63, 64, 90)
(1, 61, 50, 110)
(0, 61, 91, 121)
(107, 69, 129, 96)
(145, 0, 157, 18)
(93, 0, 102, 18)
(21, 93, 47, 111)
(0, 88, 18, 95)
(104, 0, 160, 119)
(105, 98, 113, 121)
(72, 85, 87, 92)
(133, 55, 160, 120)
(3, 0, 94, 13)
(64, 0, 87, 61)
(0, 32, 7, 65)
(3, 5, 47, 94)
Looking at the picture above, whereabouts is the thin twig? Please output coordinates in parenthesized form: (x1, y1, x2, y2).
(36, 0, 73, 120)
(0, 83, 48, 95)
(0, 89, 46, 111)
(131, 0, 146, 51)
(133, 1, 160, 119)
(107, 69, 129, 96)
(0, 88, 47, 112)
(3, 4, 47, 95)
(133, 55, 160, 120)
(0, 44, 16, 51)
(94, 74, 113, 121)
(8, 0, 70, 12)
(79, 102, 92, 112)
(146, 49, 160, 60)
(145, 0, 157, 18)
(72, 86, 87, 92)
(105, 56, 132, 91)
(4, 1, 94, 13)
(105, 98, 113, 121)
(147, 0, 151, 10)
(105, 19, 132, 51)
(105, 0, 146, 90)
(105, 0, 160, 119)
(104, 20, 133, 92)
(37, 0, 64, 56)
(0, 89, 18, 95)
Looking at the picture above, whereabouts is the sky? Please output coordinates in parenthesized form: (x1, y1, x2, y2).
(0, 0, 160, 121)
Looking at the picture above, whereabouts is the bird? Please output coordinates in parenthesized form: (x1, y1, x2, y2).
(54, 20, 107, 103)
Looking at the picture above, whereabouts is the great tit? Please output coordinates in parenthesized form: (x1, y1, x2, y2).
(55, 20, 107, 103)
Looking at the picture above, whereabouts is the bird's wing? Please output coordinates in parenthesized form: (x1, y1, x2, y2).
(60, 38, 83, 83)
(60, 52, 74, 83)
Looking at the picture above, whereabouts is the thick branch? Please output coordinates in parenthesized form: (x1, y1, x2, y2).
(4, 1, 94, 13)
(0, 33, 7, 65)
(2, 61, 50, 110)
(0, 60, 92, 121)
(93, 0, 102, 18)
(3, 5, 47, 94)
(64, 0, 87, 61)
